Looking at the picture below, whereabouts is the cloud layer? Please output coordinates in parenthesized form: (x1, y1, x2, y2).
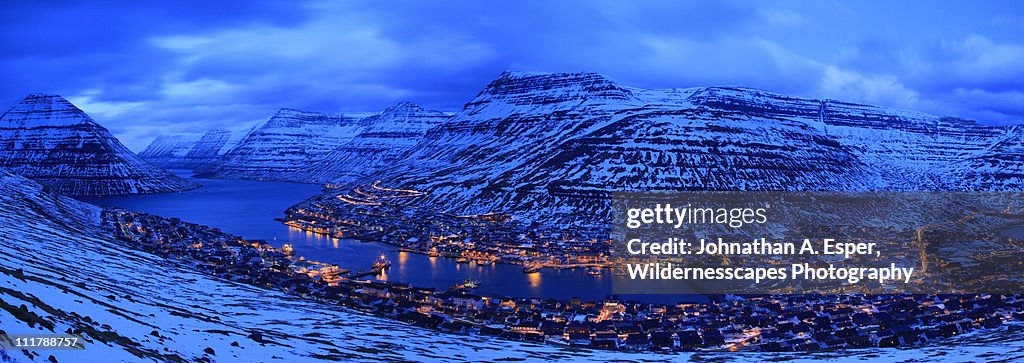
(2, 0, 1023, 150)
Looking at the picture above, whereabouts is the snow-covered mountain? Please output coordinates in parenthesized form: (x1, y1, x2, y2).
(943, 125, 1024, 190)
(1, 158, 1021, 363)
(0, 171, 655, 362)
(307, 101, 451, 183)
(315, 72, 1024, 225)
(201, 103, 450, 183)
(0, 94, 198, 196)
(200, 108, 370, 181)
(136, 134, 200, 166)
(138, 128, 242, 171)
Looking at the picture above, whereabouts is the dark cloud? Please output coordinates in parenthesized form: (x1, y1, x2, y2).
(1, 0, 1022, 150)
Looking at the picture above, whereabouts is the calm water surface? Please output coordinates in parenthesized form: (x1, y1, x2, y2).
(78, 172, 634, 301)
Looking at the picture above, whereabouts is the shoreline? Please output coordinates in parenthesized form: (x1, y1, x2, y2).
(280, 217, 614, 271)
(105, 206, 1024, 353)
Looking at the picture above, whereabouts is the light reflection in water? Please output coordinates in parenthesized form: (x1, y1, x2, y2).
(80, 175, 628, 300)
(528, 271, 541, 288)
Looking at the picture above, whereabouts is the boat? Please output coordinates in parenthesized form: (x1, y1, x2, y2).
(523, 265, 540, 274)
(281, 242, 294, 255)
(372, 254, 391, 271)
(455, 257, 470, 263)
(451, 279, 482, 290)
(428, 248, 439, 257)
(586, 267, 603, 275)
(477, 259, 493, 265)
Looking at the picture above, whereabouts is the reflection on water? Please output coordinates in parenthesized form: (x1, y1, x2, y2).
(79, 174, 624, 300)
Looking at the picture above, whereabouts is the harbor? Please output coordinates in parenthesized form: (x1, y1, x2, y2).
(79, 174, 619, 300)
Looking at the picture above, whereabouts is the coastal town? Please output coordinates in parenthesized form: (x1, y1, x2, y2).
(288, 182, 1024, 294)
(284, 182, 613, 273)
(104, 208, 1024, 352)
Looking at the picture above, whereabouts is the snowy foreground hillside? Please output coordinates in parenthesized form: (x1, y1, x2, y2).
(2, 177, 1024, 362)
(0, 171, 629, 362)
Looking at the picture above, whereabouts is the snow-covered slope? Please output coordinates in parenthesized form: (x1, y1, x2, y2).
(943, 125, 1024, 190)
(138, 128, 244, 172)
(136, 134, 200, 166)
(0, 94, 198, 196)
(307, 102, 451, 183)
(183, 128, 239, 172)
(3, 168, 1024, 363)
(319, 72, 1023, 225)
(0, 171, 639, 362)
(684, 87, 1004, 190)
(202, 109, 370, 181)
(200, 103, 450, 183)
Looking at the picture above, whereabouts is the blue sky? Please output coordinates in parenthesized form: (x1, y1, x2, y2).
(3, 1, 1024, 151)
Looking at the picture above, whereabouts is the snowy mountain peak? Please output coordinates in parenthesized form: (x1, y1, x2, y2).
(381, 101, 424, 113)
(0, 94, 197, 195)
(273, 107, 321, 117)
(257, 108, 363, 131)
(138, 128, 242, 171)
(0, 93, 98, 129)
(377, 101, 448, 119)
(470, 71, 634, 107)
(300, 71, 1024, 227)
(137, 134, 200, 159)
(203, 107, 369, 180)
(496, 70, 612, 82)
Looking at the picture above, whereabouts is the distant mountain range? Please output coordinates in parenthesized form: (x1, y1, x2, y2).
(196, 108, 372, 181)
(287, 72, 1024, 225)
(138, 128, 242, 171)
(138, 101, 450, 182)
(137, 134, 200, 166)
(8, 71, 1023, 216)
(0, 94, 196, 196)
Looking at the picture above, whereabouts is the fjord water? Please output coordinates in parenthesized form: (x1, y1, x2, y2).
(78, 172, 615, 300)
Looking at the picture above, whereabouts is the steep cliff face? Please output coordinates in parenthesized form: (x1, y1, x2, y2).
(0, 94, 197, 196)
(312, 72, 1022, 225)
(308, 102, 450, 183)
(203, 108, 369, 181)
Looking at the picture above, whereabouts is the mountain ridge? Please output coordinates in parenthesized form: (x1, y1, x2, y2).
(300, 71, 1024, 226)
(0, 94, 198, 196)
